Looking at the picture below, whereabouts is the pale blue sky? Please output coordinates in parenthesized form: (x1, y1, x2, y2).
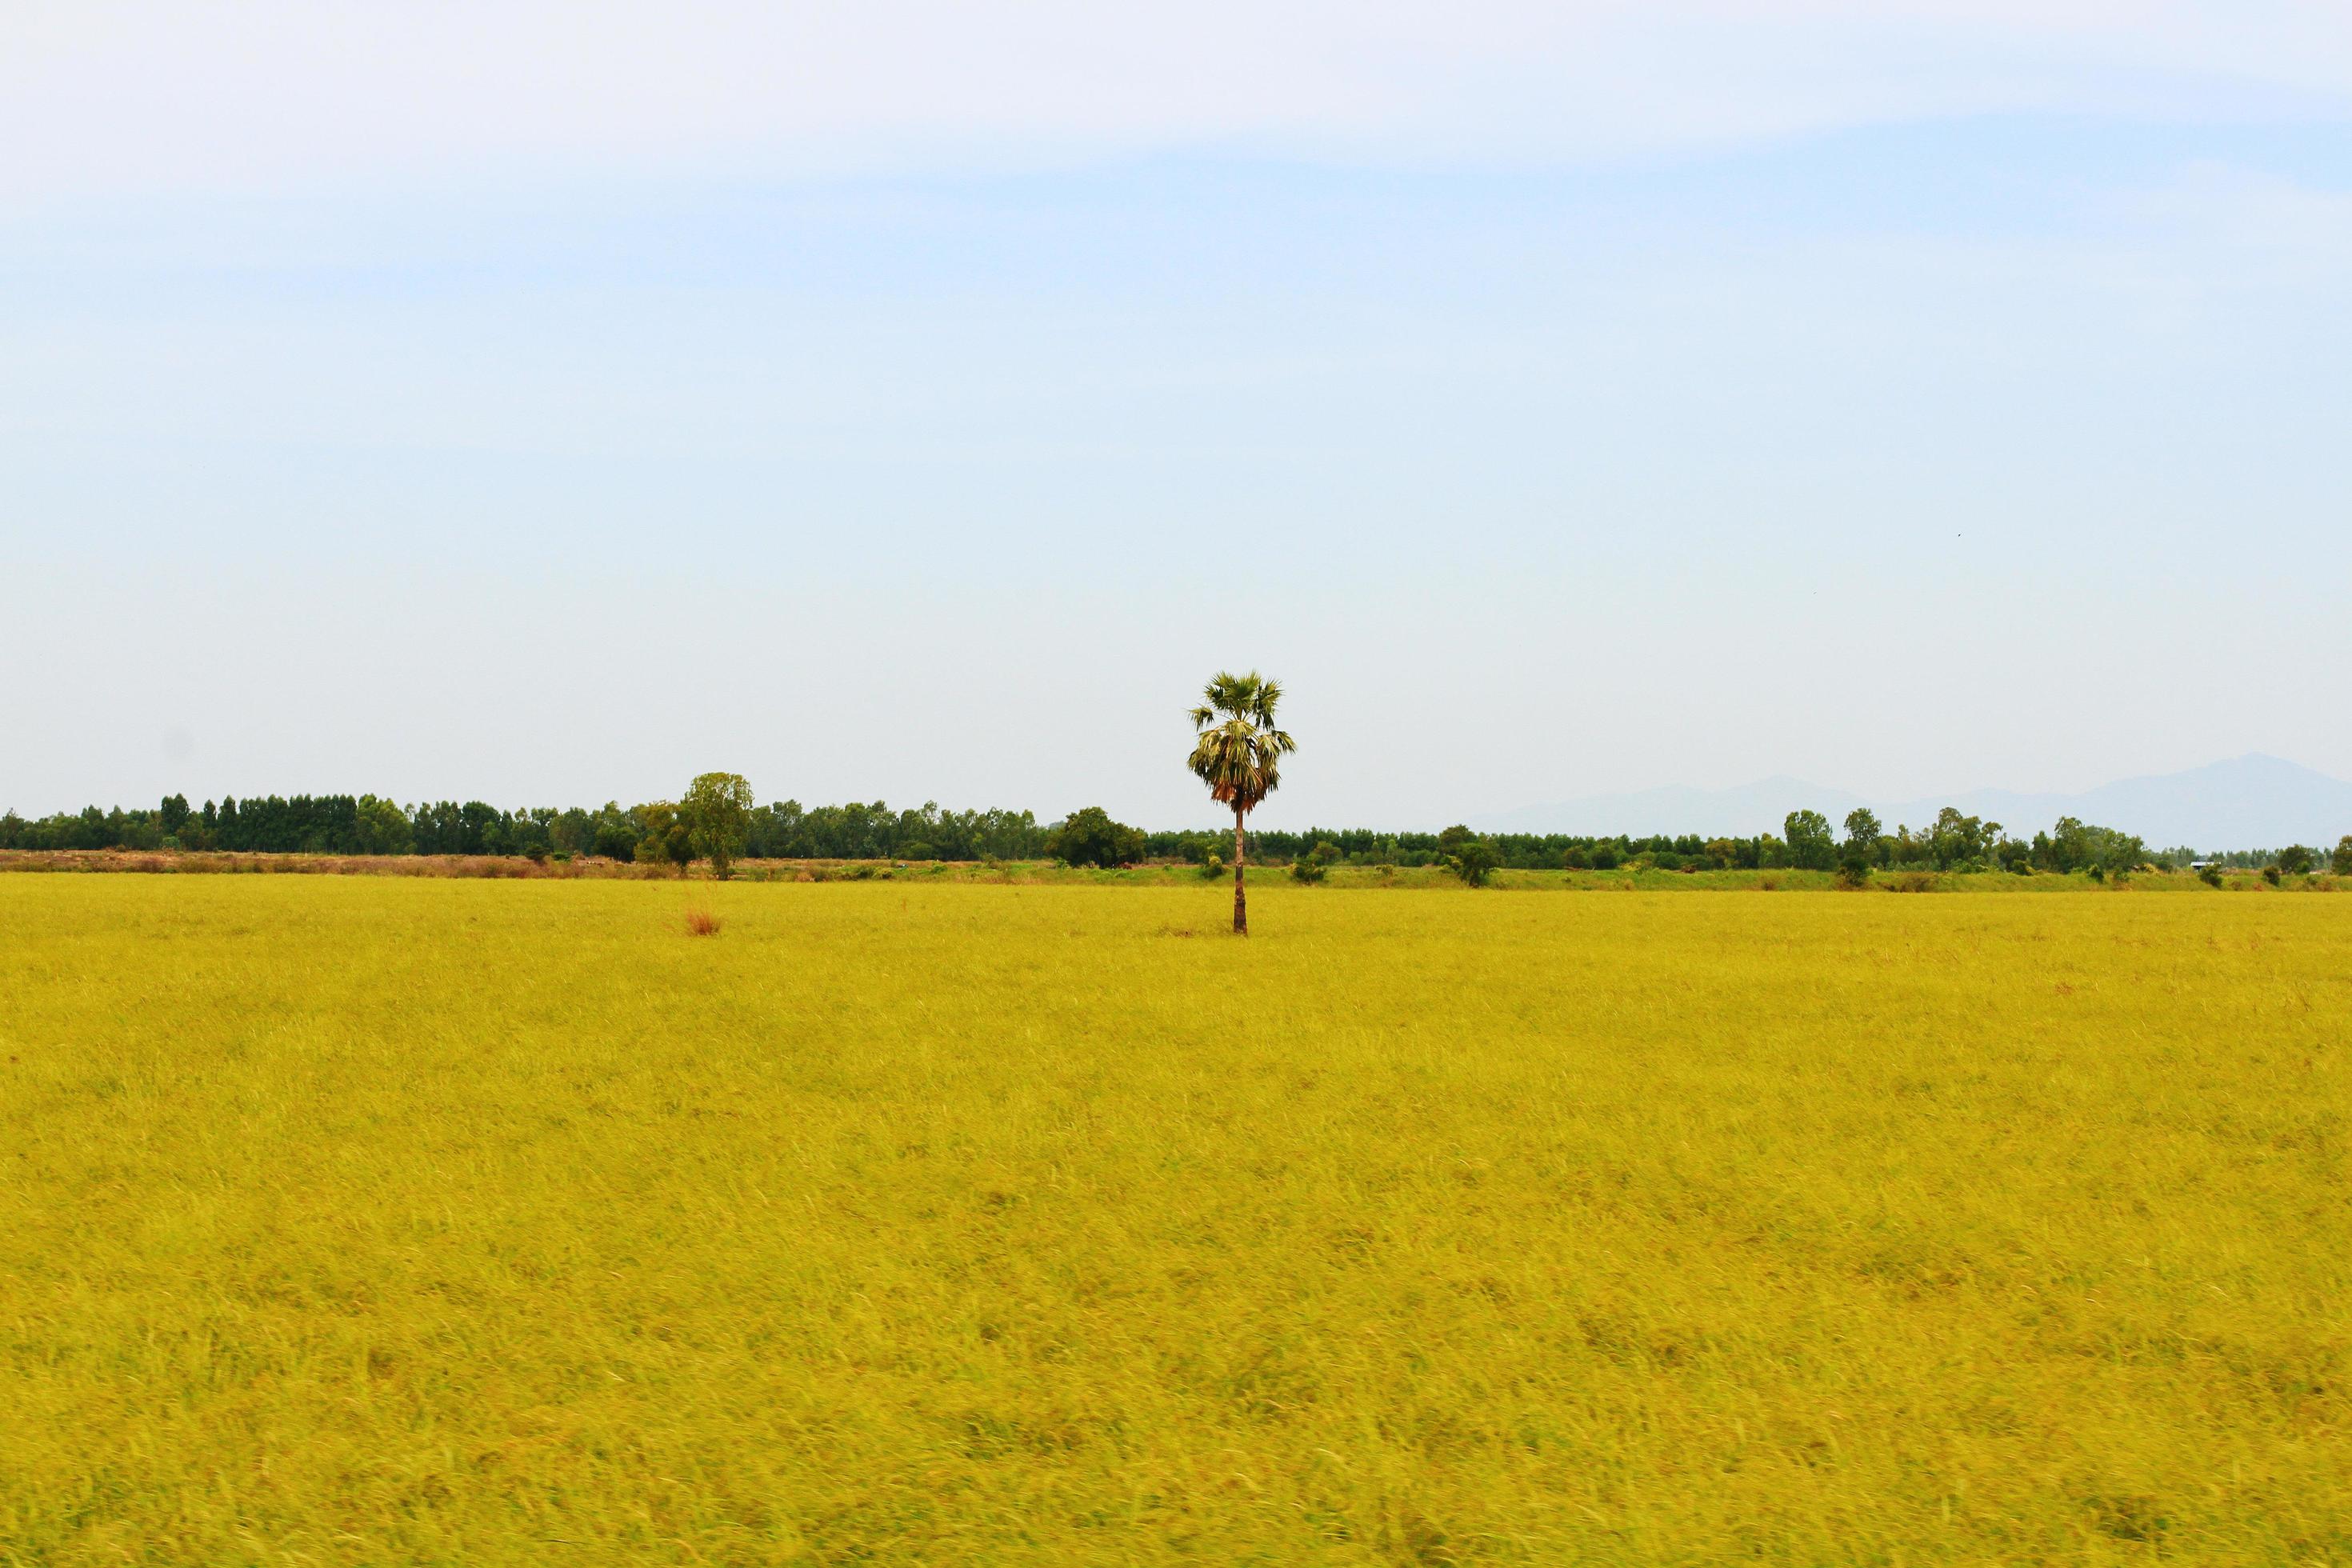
(5, 4, 2349, 827)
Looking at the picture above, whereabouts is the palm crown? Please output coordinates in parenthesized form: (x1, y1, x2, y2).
(1187, 671, 1296, 814)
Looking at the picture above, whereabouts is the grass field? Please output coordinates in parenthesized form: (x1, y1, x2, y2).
(3, 878, 2348, 1563)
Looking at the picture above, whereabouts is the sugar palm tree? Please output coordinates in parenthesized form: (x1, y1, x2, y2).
(1187, 670, 1297, 935)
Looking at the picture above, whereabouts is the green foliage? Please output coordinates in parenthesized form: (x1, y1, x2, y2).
(6, 778, 2313, 890)
(1289, 841, 1340, 885)
(1046, 807, 1145, 870)
(592, 809, 639, 862)
(1838, 809, 1881, 886)
(2334, 837, 2352, 876)
(2277, 844, 2316, 878)
(2036, 817, 2146, 878)
(682, 772, 756, 879)
(1445, 835, 1502, 887)
(2199, 865, 2225, 888)
(1784, 810, 1836, 871)
(746, 800, 1045, 862)
(1186, 672, 1297, 821)
(1198, 853, 1226, 881)
(353, 794, 415, 856)
(634, 802, 693, 874)
(1921, 808, 2001, 871)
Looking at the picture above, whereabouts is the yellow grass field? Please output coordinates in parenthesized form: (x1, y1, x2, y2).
(3, 877, 2347, 1564)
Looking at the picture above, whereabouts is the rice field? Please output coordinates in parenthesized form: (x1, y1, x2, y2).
(2, 876, 2347, 1563)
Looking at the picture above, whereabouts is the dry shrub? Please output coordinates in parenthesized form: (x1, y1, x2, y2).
(684, 909, 723, 937)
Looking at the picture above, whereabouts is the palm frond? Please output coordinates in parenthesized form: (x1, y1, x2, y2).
(1185, 674, 1294, 815)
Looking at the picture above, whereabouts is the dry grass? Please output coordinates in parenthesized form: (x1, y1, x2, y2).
(2, 878, 2348, 1563)
(683, 907, 724, 937)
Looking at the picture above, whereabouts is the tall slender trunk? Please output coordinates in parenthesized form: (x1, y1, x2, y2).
(1232, 805, 1248, 935)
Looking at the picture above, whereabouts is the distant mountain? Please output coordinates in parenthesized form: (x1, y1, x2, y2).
(1487, 754, 2352, 851)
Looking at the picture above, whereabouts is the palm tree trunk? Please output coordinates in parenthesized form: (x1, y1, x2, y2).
(1232, 805, 1248, 935)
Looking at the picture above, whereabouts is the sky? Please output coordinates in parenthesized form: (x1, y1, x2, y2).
(5, 1, 2349, 829)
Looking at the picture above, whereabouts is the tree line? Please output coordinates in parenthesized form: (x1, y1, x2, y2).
(0, 790, 1048, 867)
(6, 790, 2343, 879)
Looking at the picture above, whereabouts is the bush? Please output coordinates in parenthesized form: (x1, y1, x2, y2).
(1289, 857, 1326, 884)
(2198, 865, 2224, 888)
(1198, 853, 1225, 880)
(2263, 865, 2282, 886)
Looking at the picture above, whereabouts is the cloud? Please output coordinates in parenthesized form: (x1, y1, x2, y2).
(6, 1, 2350, 196)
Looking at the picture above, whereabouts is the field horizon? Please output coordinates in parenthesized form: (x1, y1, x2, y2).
(3, 846, 2342, 897)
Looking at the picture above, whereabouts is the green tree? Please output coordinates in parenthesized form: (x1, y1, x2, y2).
(1047, 806, 1145, 869)
(2333, 836, 2352, 876)
(2277, 844, 2316, 878)
(1186, 670, 1297, 935)
(1446, 836, 1502, 886)
(550, 806, 595, 857)
(592, 805, 638, 862)
(1784, 810, 1835, 871)
(1839, 808, 1881, 887)
(682, 772, 756, 878)
(635, 802, 693, 874)
(353, 794, 414, 855)
(1924, 807, 1997, 870)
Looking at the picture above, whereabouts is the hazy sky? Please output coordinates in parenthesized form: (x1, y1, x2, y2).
(6, 2, 2349, 828)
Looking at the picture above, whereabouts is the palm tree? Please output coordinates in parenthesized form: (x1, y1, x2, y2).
(1187, 670, 1297, 934)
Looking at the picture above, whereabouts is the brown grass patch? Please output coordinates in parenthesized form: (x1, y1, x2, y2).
(683, 909, 723, 937)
